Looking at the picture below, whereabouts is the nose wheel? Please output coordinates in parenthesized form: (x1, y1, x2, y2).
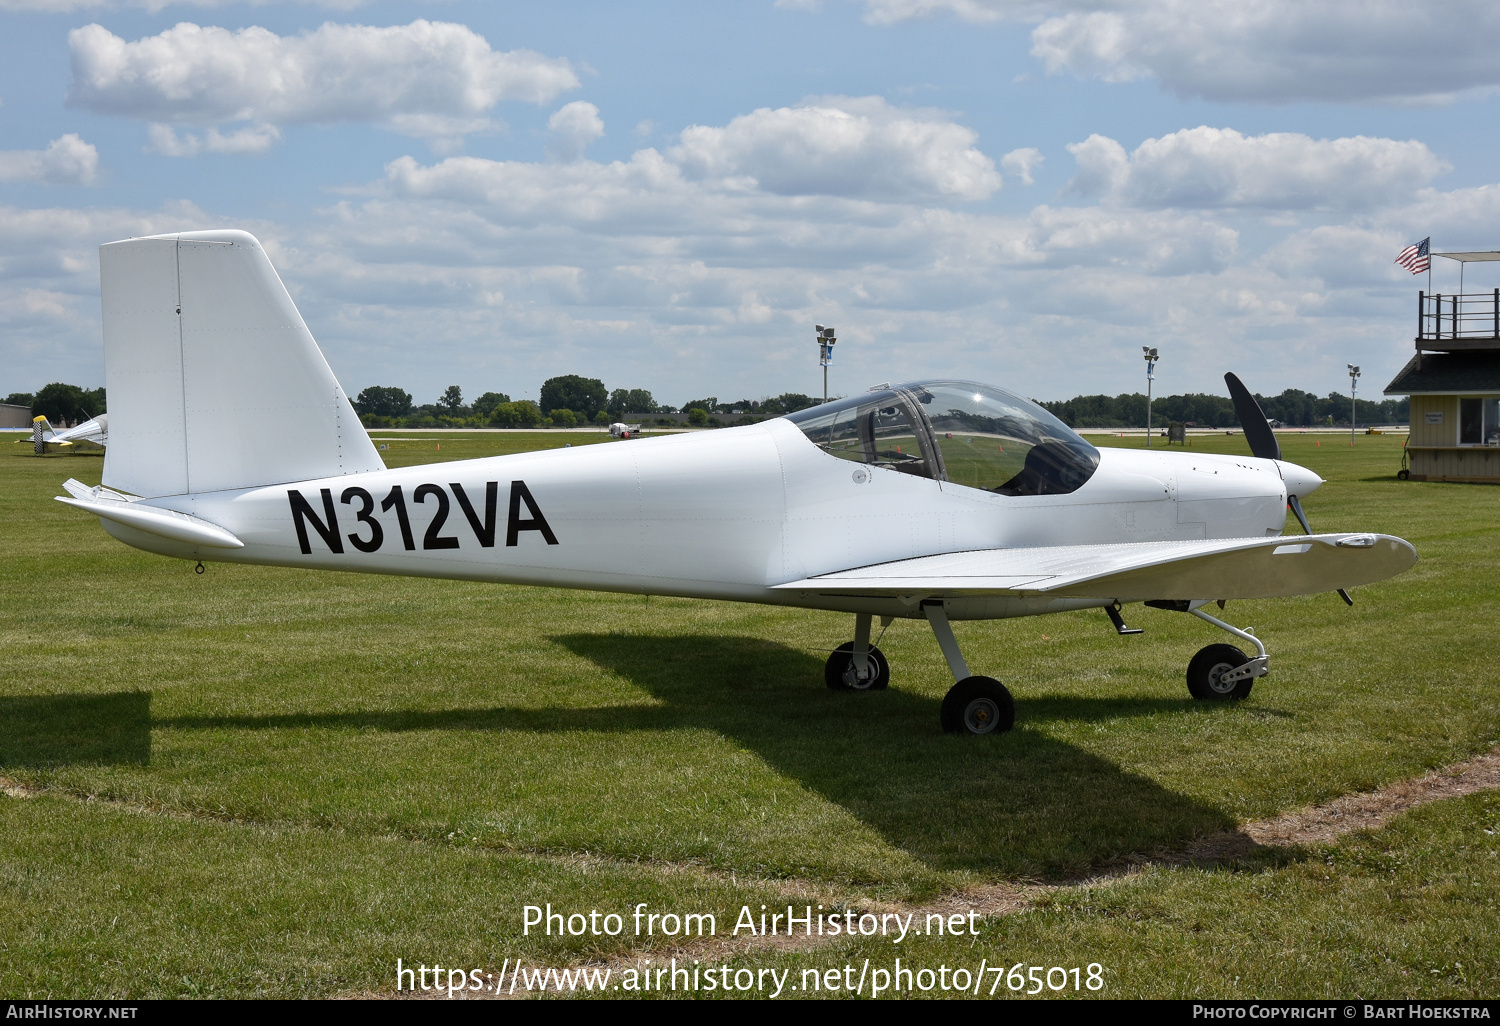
(1186, 643, 1254, 700)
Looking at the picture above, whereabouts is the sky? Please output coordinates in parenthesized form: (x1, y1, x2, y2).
(4, 0, 1500, 409)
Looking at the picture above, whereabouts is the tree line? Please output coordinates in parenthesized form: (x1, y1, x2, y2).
(1039, 389, 1409, 429)
(353, 374, 823, 429)
(5, 384, 106, 425)
(4, 378, 1412, 432)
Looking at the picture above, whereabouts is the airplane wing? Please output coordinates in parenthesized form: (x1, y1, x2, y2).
(773, 533, 1416, 602)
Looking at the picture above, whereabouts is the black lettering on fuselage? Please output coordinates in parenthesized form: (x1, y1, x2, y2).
(290, 480, 551, 555)
(451, 481, 499, 547)
(341, 486, 383, 553)
(414, 483, 460, 549)
(288, 488, 344, 554)
(507, 480, 559, 546)
(380, 485, 415, 550)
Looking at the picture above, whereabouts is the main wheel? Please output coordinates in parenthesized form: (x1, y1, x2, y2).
(940, 676, 1015, 735)
(1186, 643, 1253, 700)
(825, 643, 890, 691)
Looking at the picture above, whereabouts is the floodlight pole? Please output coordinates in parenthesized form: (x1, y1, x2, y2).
(816, 324, 837, 404)
(1348, 364, 1361, 446)
(1143, 347, 1158, 448)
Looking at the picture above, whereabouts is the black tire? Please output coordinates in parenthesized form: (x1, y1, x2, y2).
(825, 643, 890, 691)
(940, 676, 1015, 735)
(1396, 468, 1410, 481)
(1186, 643, 1253, 700)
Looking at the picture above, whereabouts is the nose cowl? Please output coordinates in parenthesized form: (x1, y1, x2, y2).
(1275, 460, 1323, 500)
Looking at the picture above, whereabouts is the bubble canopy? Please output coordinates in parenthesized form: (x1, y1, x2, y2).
(784, 380, 1100, 496)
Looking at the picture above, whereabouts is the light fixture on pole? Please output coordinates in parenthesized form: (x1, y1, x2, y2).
(1142, 347, 1159, 448)
(816, 324, 837, 404)
(1348, 364, 1361, 446)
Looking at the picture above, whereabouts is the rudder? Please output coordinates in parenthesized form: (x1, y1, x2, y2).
(99, 229, 382, 497)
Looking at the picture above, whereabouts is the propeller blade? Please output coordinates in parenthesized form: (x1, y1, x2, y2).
(1225, 372, 1280, 461)
(1287, 494, 1354, 606)
(1287, 493, 1313, 535)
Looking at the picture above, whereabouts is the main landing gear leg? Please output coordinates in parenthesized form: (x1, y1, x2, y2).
(923, 601, 1014, 735)
(825, 612, 890, 691)
(1185, 604, 1270, 701)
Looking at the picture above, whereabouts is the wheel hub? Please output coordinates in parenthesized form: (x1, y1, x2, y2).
(842, 661, 874, 688)
(1207, 661, 1238, 694)
(964, 698, 1000, 734)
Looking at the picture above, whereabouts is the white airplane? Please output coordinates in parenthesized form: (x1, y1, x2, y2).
(26, 413, 108, 452)
(57, 230, 1416, 735)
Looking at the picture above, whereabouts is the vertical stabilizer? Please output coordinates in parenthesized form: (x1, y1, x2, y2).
(99, 229, 383, 496)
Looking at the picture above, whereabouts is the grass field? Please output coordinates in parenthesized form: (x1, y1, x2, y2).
(1, 428, 1496, 998)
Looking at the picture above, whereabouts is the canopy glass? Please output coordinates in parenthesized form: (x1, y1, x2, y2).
(786, 379, 1100, 495)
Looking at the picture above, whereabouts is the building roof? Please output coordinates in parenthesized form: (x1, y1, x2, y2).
(1384, 350, 1500, 395)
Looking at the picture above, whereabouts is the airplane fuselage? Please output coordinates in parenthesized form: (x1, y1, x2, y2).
(99, 419, 1316, 620)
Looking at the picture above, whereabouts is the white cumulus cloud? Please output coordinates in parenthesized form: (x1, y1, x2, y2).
(848, 0, 1048, 24)
(0, 134, 100, 185)
(147, 122, 281, 156)
(840, 0, 1500, 104)
(1066, 127, 1447, 211)
(1032, 0, 1500, 104)
(547, 101, 604, 162)
(1001, 146, 1043, 185)
(67, 19, 579, 144)
(668, 96, 1000, 202)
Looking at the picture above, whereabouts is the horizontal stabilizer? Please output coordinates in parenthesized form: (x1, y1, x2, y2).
(55, 485, 243, 549)
(775, 533, 1416, 602)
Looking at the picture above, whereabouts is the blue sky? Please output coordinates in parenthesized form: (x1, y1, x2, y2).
(4, 0, 1500, 409)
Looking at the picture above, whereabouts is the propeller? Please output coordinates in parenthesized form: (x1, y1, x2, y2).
(1224, 372, 1353, 607)
(1225, 372, 1280, 461)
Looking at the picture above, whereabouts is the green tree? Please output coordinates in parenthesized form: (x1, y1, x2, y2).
(472, 391, 510, 418)
(681, 396, 718, 414)
(606, 388, 658, 416)
(771, 393, 818, 414)
(354, 386, 412, 418)
(489, 400, 541, 427)
(593, 410, 612, 426)
(687, 407, 709, 426)
(540, 375, 606, 418)
(550, 408, 579, 427)
(5, 392, 34, 408)
(439, 385, 464, 412)
(32, 383, 103, 424)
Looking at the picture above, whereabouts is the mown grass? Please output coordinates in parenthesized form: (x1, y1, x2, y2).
(717, 791, 1500, 1000)
(1, 428, 1496, 997)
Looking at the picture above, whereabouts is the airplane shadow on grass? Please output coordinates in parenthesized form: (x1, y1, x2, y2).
(45, 638, 1244, 880)
(553, 633, 1236, 879)
(0, 691, 150, 768)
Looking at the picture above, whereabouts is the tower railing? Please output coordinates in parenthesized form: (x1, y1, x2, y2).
(1418, 289, 1500, 344)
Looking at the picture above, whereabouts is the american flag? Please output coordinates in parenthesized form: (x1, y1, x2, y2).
(1395, 237, 1430, 275)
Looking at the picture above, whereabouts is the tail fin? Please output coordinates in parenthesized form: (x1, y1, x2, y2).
(98, 229, 382, 497)
(32, 415, 52, 454)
